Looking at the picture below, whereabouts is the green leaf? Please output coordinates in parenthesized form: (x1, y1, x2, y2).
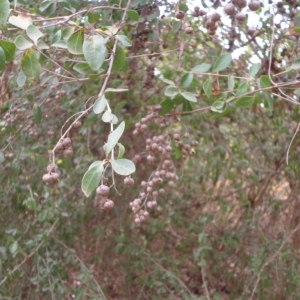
(191, 63, 211, 73)
(249, 63, 261, 78)
(259, 75, 272, 88)
(127, 10, 140, 22)
(67, 29, 84, 55)
(160, 99, 175, 114)
(33, 104, 42, 123)
(73, 62, 92, 74)
(105, 121, 125, 155)
(236, 82, 249, 96)
(15, 35, 33, 50)
(159, 76, 175, 86)
(179, 2, 189, 12)
(0, 0, 10, 25)
(180, 73, 194, 88)
(180, 91, 197, 102)
(115, 35, 132, 47)
(235, 96, 254, 108)
(93, 95, 107, 114)
(52, 40, 67, 49)
(165, 85, 178, 98)
(9, 241, 18, 257)
(117, 143, 125, 159)
(17, 71, 26, 87)
(26, 25, 43, 45)
(211, 99, 226, 113)
(39, 0, 56, 13)
(88, 12, 100, 23)
(102, 111, 114, 123)
(113, 46, 126, 71)
(21, 49, 41, 78)
(262, 92, 274, 110)
(182, 99, 193, 112)
(0, 47, 5, 71)
(9, 14, 32, 29)
(227, 76, 235, 92)
(83, 35, 106, 71)
(203, 78, 212, 97)
(213, 53, 232, 72)
(37, 40, 49, 50)
(0, 40, 16, 62)
(111, 159, 136, 176)
(81, 161, 104, 197)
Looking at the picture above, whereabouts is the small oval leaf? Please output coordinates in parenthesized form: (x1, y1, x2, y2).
(81, 161, 104, 197)
(9, 241, 18, 257)
(164, 85, 178, 98)
(180, 91, 197, 102)
(17, 71, 27, 87)
(15, 35, 33, 50)
(203, 78, 212, 97)
(83, 35, 106, 71)
(249, 63, 261, 78)
(67, 29, 84, 55)
(9, 14, 32, 29)
(117, 143, 125, 159)
(115, 34, 132, 47)
(191, 63, 211, 73)
(180, 73, 194, 88)
(26, 25, 44, 45)
(213, 53, 232, 72)
(0, 40, 16, 62)
(105, 121, 125, 155)
(0, 0, 10, 25)
(211, 99, 226, 113)
(111, 159, 136, 176)
(21, 49, 41, 78)
(93, 95, 107, 114)
(235, 96, 254, 108)
(102, 110, 113, 123)
(33, 104, 42, 123)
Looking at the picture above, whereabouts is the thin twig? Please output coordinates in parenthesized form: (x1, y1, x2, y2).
(286, 121, 300, 165)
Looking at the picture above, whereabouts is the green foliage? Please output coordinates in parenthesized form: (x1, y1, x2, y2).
(1, 0, 300, 298)
(0, 0, 10, 25)
(81, 161, 104, 197)
(83, 35, 107, 71)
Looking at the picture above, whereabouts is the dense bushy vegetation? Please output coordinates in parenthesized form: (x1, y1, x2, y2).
(1, 0, 300, 298)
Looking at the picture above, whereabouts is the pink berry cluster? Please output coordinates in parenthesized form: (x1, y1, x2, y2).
(130, 105, 200, 224)
(96, 184, 115, 210)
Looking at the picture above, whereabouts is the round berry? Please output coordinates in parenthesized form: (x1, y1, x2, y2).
(175, 11, 185, 20)
(224, 3, 236, 16)
(185, 27, 193, 34)
(96, 184, 110, 196)
(248, 0, 261, 11)
(124, 177, 134, 186)
(42, 173, 53, 184)
(104, 199, 114, 209)
(63, 147, 74, 157)
(61, 137, 72, 147)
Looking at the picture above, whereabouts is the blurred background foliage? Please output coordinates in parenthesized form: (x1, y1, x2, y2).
(1, 0, 300, 299)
